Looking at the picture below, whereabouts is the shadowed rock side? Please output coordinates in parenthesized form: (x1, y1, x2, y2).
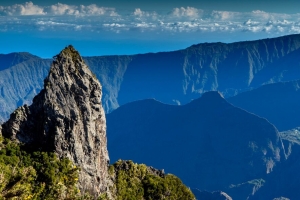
(106, 91, 285, 198)
(227, 80, 300, 131)
(1, 46, 110, 196)
(2, 34, 300, 123)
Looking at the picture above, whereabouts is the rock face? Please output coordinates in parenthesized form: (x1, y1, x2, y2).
(1, 46, 110, 196)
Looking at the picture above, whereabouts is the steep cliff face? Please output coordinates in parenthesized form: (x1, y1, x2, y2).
(117, 34, 300, 105)
(1, 46, 110, 196)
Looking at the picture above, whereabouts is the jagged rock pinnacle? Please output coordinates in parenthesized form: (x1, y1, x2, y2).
(1, 45, 111, 196)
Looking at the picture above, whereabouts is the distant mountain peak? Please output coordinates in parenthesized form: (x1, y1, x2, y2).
(201, 91, 224, 99)
(188, 91, 226, 108)
(0, 52, 40, 71)
(0, 52, 38, 57)
(107, 87, 284, 198)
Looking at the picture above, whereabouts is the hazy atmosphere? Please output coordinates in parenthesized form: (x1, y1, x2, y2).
(1, 0, 300, 57)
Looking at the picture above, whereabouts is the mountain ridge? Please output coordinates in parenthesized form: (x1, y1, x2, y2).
(1, 34, 300, 123)
(0, 52, 41, 71)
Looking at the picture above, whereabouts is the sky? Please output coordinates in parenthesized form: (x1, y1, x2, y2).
(1, 0, 300, 58)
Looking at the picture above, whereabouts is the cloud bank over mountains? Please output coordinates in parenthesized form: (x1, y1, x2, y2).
(0, 2, 117, 16)
(1, 1, 300, 36)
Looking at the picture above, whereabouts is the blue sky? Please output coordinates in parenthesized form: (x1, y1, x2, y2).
(1, 0, 300, 58)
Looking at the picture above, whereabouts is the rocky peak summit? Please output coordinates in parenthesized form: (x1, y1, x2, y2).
(1, 45, 110, 196)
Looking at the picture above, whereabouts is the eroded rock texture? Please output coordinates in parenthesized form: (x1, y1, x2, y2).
(1, 46, 110, 196)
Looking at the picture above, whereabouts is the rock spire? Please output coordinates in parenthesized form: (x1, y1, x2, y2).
(1, 45, 110, 196)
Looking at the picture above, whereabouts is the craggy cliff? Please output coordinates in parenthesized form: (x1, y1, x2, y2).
(1, 46, 110, 196)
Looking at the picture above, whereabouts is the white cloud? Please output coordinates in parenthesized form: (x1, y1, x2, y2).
(277, 26, 284, 32)
(132, 8, 157, 20)
(263, 25, 273, 32)
(244, 19, 260, 26)
(0, 2, 118, 17)
(48, 3, 78, 15)
(103, 23, 126, 28)
(251, 10, 271, 20)
(36, 21, 72, 26)
(291, 25, 300, 32)
(48, 3, 118, 16)
(172, 7, 202, 18)
(81, 4, 106, 15)
(133, 8, 143, 17)
(1, 3, 300, 38)
(20, 2, 45, 15)
(0, 1, 45, 16)
(243, 26, 262, 33)
(212, 11, 239, 20)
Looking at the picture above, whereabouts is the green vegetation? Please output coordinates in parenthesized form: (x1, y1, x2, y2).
(61, 45, 82, 64)
(0, 136, 79, 200)
(109, 160, 195, 200)
(0, 136, 195, 200)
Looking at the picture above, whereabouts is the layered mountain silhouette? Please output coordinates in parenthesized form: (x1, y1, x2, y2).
(106, 91, 284, 198)
(227, 80, 300, 131)
(1, 34, 300, 123)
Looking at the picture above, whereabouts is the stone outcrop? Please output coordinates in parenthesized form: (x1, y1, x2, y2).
(1, 46, 110, 196)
